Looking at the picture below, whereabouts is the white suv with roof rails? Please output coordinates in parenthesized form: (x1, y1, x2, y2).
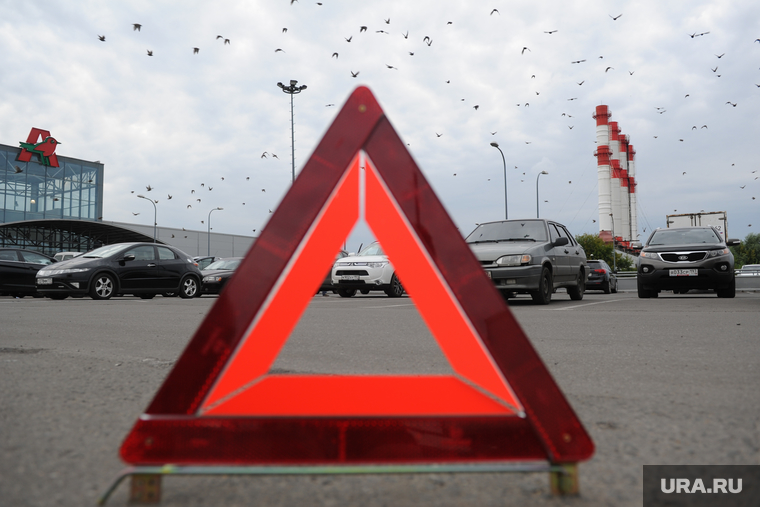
(331, 242, 404, 297)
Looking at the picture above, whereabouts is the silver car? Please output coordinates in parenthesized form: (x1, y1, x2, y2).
(466, 219, 587, 304)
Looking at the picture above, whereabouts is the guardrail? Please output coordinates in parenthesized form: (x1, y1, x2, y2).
(615, 271, 638, 279)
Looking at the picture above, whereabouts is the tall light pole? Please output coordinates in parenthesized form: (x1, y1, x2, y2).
(208, 207, 223, 256)
(136, 194, 157, 242)
(490, 142, 508, 219)
(536, 171, 548, 218)
(277, 80, 307, 184)
(609, 213, 616, 272)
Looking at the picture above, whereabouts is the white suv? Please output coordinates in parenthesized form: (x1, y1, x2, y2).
(331, 242, 404, 297)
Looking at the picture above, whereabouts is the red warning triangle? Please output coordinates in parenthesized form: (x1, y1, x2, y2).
(120, 86, 594, 466)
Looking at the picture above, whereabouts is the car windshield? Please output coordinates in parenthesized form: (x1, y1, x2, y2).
(648, 229, 721, 246)
(357, 243, 385, 256)
(82, 244, 129, 258)
(466, 221, 548, 243)
(205, 259, 241, 270)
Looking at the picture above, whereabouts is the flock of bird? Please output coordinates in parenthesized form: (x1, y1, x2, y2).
(88, 4, 758, 235)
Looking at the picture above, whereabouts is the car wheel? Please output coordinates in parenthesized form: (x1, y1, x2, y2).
(179, 276, 199, 298)
(716, 277, 736, 298)
(637, 278, 651, 298)
(531, 266, 553, 304)
(602, 279, 611, 294)
(568, 270, 585, 300)
(90, 273, 115, 300)
(49, 294, 69, 300)
(384, 273, 404, 297)
(338, 288, 356, 298)
(611, 278, 618, 294)
(360, 289, 370, 295)
(139, 294, 156, 299)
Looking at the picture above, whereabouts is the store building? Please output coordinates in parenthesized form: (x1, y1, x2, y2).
(1, 130, 254, 257)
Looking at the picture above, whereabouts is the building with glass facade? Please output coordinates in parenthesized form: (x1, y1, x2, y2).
(1, 142, 104, 223)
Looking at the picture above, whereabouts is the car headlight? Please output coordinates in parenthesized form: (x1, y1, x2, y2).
(495, 254, 531, 266)
(37, 268, 91, 276)
(709, 248, 730, 257)
(640, 251, 660, 260)
(203, 275, 223, 282)
(366, 261, 389, 268)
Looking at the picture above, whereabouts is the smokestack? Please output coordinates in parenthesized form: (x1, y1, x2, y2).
(593, 106, 613, 240)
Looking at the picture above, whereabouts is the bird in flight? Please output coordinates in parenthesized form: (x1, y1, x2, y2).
(711, 66, 718, 72)
(402, 31, 409, 39)
(490, 8, 499, 15)
(726, 102, 737, 107)
(360, 26, 367, 32)
(132, 212, 140, 216)
(351, 70, 359, 77)
(609, 14, 623, 20)
(224, 39, 230, 45)
(384, 18, 390, 24)
(261, 152, 268, 158)
(715, 53, 725, 58)
(436, 133, 442, 137)
(345, 36, 352, 42)
(133, 24, 142, 31)
(146, 185, 153, 191)
(193, 47, 199, 54)
(473, 105, 479, 110)
(522, 47, 531, 54)
(577, 80, 585, 85)
(385, 64, 398, 70)
(571, 59, 586, 64)
(332, 52, 338, 58)
(275, 48, 285, 53)
(605, 66, 614, 72)
(167, 195, 172, 200)
(544, 30, 558, 34)
(147, 50, 153, 56)
(98, 35, 106, 41)
(14, 166, 23, 173)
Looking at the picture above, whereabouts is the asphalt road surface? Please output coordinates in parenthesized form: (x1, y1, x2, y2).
(2, 286, 759, 506)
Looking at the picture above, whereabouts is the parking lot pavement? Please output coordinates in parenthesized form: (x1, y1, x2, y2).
(1, 291, 759, 506)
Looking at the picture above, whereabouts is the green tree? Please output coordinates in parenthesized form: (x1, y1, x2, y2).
(575, 233, 633, 271)
(730, 232, 760, 268)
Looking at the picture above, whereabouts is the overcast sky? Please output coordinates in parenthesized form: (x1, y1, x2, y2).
(2, 0, 759, 251)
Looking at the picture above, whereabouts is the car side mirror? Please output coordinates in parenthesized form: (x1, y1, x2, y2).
(726, 238, 741, 247)
(553, 237, 569, 247)
(122, 254, 135, 262)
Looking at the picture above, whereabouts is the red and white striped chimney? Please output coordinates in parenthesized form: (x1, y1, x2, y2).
(593, 105, 613, 241)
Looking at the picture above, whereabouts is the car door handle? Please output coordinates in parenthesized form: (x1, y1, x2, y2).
(147, 263, 156, 267)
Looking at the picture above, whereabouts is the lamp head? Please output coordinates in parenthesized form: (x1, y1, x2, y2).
(541, 170, 549, 175)
(277, 82, 284, 88)
(137, 194, 145, 198)
(290, 79, 298, 86)
(490, 142, 499, 148)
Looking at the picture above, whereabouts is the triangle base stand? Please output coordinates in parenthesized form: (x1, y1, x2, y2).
(98, 462, 580, 505)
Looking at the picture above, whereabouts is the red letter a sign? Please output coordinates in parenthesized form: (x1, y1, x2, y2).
(120, 87, 594, 467)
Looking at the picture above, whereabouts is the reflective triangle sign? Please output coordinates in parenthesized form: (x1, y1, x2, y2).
(120, 86, 594, 466)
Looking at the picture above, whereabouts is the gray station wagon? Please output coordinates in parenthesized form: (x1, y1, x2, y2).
(465, 219, 587, 304)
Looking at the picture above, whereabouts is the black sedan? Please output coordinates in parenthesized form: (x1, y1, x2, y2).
(35, 242, 202, 300)
(637, 226, 741, 298)
(586, 259, 618, 294)
(0, 248, 57, 297)
(201, 257, 243, 295)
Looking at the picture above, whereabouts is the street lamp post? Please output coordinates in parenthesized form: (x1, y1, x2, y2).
(136, 194, 157, 242)
(536, 170, 548, 218)
(208, 207, 223, 256)
(277, 80, 308, 184)
(490, 142, 508, 219)
(609, 213, 616, 272)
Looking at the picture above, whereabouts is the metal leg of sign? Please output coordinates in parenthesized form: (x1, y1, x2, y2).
(129, 474, 162, 504)
(549, 463, 579, 496)
(99, 463, 566, 505)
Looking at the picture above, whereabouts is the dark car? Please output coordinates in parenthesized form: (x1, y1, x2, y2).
(466, 219, 587, 304)
(0, 248, 57, 297)
(201, 257, 243, 295)
(636, 226, 741, 298)
(193, 256, 221, 270)
(35, 242, 202, 300)
(586, 259, 618, 294)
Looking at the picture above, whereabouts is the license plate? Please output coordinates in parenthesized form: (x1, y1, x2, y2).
(669, 269, 697, 277)
(37, 278, 52, 285)
(340, 275, 360, 281)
